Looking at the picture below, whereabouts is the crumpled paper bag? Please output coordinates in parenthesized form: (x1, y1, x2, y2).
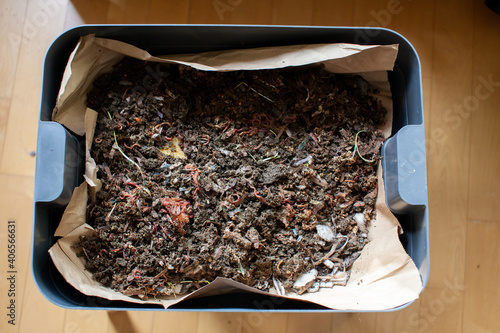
(49, 34, 422, 310)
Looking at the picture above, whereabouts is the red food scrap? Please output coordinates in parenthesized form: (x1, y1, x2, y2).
(159, 197, 192, 235)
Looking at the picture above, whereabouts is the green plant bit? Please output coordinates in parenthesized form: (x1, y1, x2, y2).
(235, 82, 274, 103)
(248, 152, 257, 162)
(262, 153, 280, 162)
(238, 262, 245, 275)
(106, 202, 118, 221)
(352, 130, 375, 163)
(113, 131, 142, 171)
(260, 79, 276, 89)
(166, 281, 176, 298)
(107, 111, 142, 172)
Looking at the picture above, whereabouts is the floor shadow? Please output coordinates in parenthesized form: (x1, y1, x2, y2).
(107, 311, 138, 333)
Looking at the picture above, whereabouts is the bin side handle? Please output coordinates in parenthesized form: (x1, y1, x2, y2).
(34, 122, 79, 206)
(382, 124, 428, 214)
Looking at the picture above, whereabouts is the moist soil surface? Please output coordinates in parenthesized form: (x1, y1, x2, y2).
(78, 58, 387, 299)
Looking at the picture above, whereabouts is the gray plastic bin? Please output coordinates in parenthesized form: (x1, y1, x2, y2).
(33, 25, 429, 311)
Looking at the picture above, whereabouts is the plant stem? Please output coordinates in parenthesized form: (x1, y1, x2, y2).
(107, 110, 142, 171)
(352, 130, 375, 163)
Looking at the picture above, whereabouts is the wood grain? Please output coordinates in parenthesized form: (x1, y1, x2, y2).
(106, 0, 151, 24)
(0, 0, 29, 169)
(188, 0, 223, 24)
(107, 311, 154, 333)
(0, 0, 68, 176)
(463, 220, 500, 332)
(313, 0, 355, 26)
(152, 312, 199, 332)
(426, 0, 473, 292)
(416, 285, 465, 333)
(64, 0, 110, 27)
(1, 0, 500, 332)
(148, 0, 190, 24)
(467, 0, 500, 222)
(0, 0, 28, 98)
(271, 0, 314, 25)
(228, 0, 273, 25)
(330, 313, 377, 331)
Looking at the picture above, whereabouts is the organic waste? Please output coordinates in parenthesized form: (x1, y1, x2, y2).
(78, 58, 387, 299)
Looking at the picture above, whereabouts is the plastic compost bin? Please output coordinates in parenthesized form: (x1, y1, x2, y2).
(33, 25, 429, 311)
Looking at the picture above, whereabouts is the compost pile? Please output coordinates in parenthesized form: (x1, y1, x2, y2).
(78, 58, 387, 299)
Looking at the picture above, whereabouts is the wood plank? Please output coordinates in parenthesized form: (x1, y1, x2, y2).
(0, 0, 69, 176)
(106, 0, 151, 24)
(188, 0, 223, 24)
(353, 0, 390, 26)
(312, 0, 354, 26)
(467, 0, 500, 222)
(0, 174, 34, 333)
(425, 0, 474, 290)
(107, 311, 154, 333)
(419, 1, 476, 330)
(413, 285, 465, 333)
(152, 312, 199, 332)
(196, 313, 287, 333)
(228, 0, 273, 25)
(374, 303, 421, 333)
(463, 219, 500, 332)
(240, 313, 287, 333)
(330, 313, 377, 332)
(271, 0, 314, 25)
(0, 98, 10, 165)
(0, 0, 29, 169)
(148, 0, 190, 24)
(197, 313, 253, 333)
(62, 310, 110, 333)
(63, 0, 85, 29)
(286, 313, 330, 332)
(64, 0, 110, 29)
(0, 0, 28, 99)
(17, 277, 66, 332)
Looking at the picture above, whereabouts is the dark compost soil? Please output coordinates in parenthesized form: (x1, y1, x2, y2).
(78, 57, 387, 299)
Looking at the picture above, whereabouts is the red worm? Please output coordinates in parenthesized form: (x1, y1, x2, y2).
(201, 135, 210, 146)
(253, 142, 263, 150)
(126, 181, 140, 189)
(124, 143, 141, 149)
(185, 164, 201, 194)
(248, 184, 267, 204)
(132, 269, 141, 279)
(228, 193, 241, 205)
(286, 203, 295, 222)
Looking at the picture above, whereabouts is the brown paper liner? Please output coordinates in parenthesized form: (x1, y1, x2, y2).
(49, 35, 421, 310)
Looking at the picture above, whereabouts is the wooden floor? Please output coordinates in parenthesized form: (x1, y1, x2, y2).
(1, 0, 499, 332)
